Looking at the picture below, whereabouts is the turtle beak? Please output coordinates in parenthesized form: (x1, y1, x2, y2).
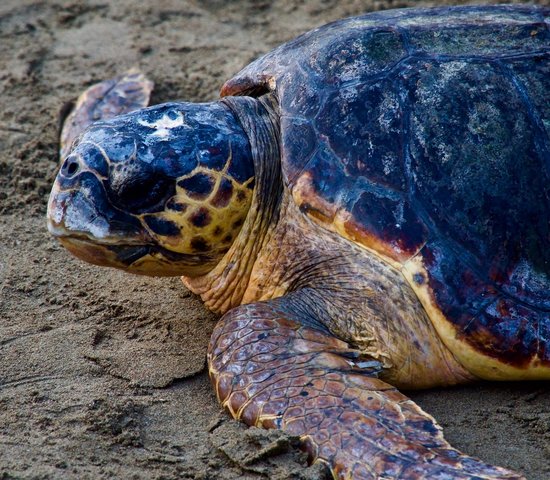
(47, 187, 111, 240)
(47, 158, 152, 269)
(47, 169, 146, 243)
(47, 163, 217, 277)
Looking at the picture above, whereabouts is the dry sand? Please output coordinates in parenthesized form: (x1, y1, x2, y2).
(1, 1, 549, 478)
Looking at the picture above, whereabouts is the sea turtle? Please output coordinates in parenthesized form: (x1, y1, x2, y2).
(47, 5, 549, 479)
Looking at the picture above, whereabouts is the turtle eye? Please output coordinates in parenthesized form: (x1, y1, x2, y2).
(109, 169, 175, 214)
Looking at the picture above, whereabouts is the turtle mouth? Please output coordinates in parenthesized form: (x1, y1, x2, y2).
(52, 230, 216, 276)
(47, 168, 218, 276)
(47, 186, 215, 275)
(47, 188, 148, 268)
(47, 219, 150, 267)
(47, 221, 146, 246)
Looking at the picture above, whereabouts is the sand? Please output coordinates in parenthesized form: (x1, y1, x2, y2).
(1, 0, 549, 478)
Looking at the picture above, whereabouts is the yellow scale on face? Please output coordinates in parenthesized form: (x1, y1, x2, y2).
(138, 148, 254, 258)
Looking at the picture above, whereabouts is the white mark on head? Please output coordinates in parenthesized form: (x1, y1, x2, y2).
(138, 111, 188, 138)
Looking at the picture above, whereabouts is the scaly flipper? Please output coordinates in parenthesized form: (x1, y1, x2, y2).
(208, 299, 524, 480)
(59, 69, 153, 159)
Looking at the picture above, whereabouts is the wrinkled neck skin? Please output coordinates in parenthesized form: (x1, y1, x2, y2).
(185, 95, 472, 389)
(182, 94, 283, 312)
(189, 187, 472, 388)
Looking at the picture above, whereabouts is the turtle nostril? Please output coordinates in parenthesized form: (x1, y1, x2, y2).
(61, 156, 81, 178)
(67, 162, 78, 175)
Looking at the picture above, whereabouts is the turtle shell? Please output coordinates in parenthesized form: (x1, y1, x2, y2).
(222, 5, 550, 380)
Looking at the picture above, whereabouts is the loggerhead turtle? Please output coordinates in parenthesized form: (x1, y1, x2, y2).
(47, 5, 549, 479)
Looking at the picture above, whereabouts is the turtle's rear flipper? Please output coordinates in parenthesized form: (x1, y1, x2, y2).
(209, 298, 524, 480)
(59, 69, 153, 160)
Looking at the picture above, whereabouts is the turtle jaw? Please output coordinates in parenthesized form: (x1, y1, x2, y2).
(47, 186, 217, 277)
(56, 235, 216, 277)
(48, 223, 217, 277)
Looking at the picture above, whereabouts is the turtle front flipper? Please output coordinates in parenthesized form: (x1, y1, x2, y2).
(59, 69, 153, 159)
(209, 298, 524, 480)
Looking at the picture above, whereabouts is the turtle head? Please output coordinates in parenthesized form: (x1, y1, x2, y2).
(47, 102, 255, 277)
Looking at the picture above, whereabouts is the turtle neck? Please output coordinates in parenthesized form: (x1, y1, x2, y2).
(182, 94, 283, 313)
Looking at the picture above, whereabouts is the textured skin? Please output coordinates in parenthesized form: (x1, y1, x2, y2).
(189, 192, 474, 390)
(209, 301, 523, 480)
(221, 5, 550, 375)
